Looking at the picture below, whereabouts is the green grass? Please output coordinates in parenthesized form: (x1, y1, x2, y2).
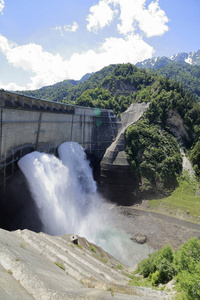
(107, 288, 114, 297)
(129, 275, 154, 288)
(174, 292, 188, 300)
(7, 270, 13, 275)
(92, 254, 108, 263)
(89, 245, 97, 253)
(147, 172, 200, 223)
(76, 244, 83, 249)
(117, 264, 123, 270)
(55, 262, 65, 271)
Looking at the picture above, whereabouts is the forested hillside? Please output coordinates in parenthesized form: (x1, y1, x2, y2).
(74, 64, 200, 196)
(19, 51, 200, 106)
(138, 62, 200, 102)
(19, 65, 116, 103)
(19, 63, 200, 194)
(152, 63, 200, 101)
(75, 64, 155, 115)
(135, 50, 200, 101)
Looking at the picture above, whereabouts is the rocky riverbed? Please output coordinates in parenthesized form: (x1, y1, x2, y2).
(114, 205, 200, 250)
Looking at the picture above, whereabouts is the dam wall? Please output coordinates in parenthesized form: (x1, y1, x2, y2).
(0, 90, 119, 185)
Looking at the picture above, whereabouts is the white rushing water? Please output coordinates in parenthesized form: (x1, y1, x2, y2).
(18, 142, 152, 265)
(18, 142, 101, 238)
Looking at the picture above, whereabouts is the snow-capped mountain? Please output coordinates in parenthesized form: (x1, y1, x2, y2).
(136, 50, 200, 69)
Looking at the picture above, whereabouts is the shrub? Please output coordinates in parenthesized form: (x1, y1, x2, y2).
(176, 267, 200, 300)
(151, 271, 160, 286)
(174, 237, 200, 272)
(137, 258, 154, 278)
(136, 237, 200, 295)
(137, 245, 175, 285)
(157, 258, 176, 283)
(154, 245, 174, 266)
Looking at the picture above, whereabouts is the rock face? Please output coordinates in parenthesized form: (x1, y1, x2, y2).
(0, 228, 165, 300)
(167, 109, 189, 143)
(100, 102, 149, 205)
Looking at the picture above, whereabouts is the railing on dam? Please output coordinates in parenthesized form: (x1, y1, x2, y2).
(0, 89, 119, 185)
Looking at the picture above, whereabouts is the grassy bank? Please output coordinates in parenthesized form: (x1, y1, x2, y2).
(147, 172, 200, 223)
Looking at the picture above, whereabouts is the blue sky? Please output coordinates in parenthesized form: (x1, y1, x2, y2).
(0, 0, 199, 91)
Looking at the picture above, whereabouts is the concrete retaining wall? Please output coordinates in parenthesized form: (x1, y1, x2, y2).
(0, 90, 119, 185)
(100, 103, 150, 205)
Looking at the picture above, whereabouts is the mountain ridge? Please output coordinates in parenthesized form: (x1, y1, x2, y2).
(18, 49, 200, 104)
(136, 49, 200, 69)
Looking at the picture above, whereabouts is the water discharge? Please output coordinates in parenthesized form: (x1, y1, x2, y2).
(18, 142, 152, 265)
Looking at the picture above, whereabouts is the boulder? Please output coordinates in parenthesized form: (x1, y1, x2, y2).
(131, 233, 147, 244)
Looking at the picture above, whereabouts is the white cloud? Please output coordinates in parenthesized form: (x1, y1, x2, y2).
(62, 35, 152, 80)
(87, 0, 117, 32)
(0, 33, 154, 90)
(100, 34, 154, 65)
(0, 80, 26, 91)
(64, 22, 79, 32)
(0, 35, 70, 89)
(139, 1, 169, 37)
(53, 22, 79, 36)
(0, 0, 169, 91)
(87, 0, 169, 37)
(55, 34, 154, 80)
(114, 0, 144, 36)
(0, 0, 5, 14)
(53, 26, 64, 36)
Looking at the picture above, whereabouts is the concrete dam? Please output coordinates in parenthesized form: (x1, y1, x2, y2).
(0, 89, 120, 231)
(0, 89, 150, 232)
(0, 89, 118, 186)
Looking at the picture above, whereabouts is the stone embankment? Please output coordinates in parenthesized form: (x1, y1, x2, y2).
(0, 228, 165, 300)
